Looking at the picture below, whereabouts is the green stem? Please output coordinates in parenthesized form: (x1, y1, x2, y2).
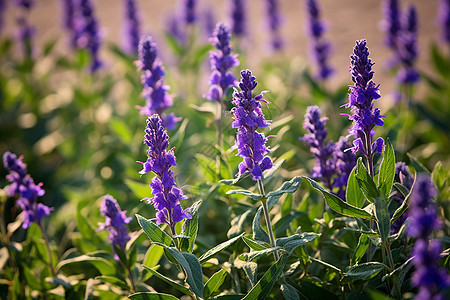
(386, 242, 401, 298)
(216, 101, 223, 178)
(38, 222, 56, 277)
(257, 179, 279, 261)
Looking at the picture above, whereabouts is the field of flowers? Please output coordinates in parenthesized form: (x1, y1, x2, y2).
(0, 0, 449, 299)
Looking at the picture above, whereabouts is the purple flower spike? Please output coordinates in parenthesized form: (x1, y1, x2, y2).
(183, 0, 196, 25)
(3, 152, 52, 229)
(383, 0, 401, 50)
(345, 39, 385, 159)
(137, 35, 180, 129)
(98, 195, 132, 249)
(122, 0, 141, 55)
(61, 0, 77, 49)
(0, 0, 6, 34)
(75, 0, 102, 72)
(140, 115, 191, 234)
(306, 0, 334, 80)
(207, 23, 240, 103)
(333, 137, 356, 198)
(391, 162, 413, 233)
(265, 0, 283, 50)
(14, 0, 33, 9)
(439, 0, 450, 44)
(232, 70, 273, 180)
(231, 0, 246, 37)
(397, 4, 420, 84)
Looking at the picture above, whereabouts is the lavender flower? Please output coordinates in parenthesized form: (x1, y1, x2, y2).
(16, 17, 35, 59)
(3, 152, 52, 229)
(232, 70, 273, 180)
(122, 0, 141, 55)
(231, 0, 246, 37)
(137, 35, 180, 130)
(98, 195, 132, 248)
(333, 136, 356, 198)
(265, 0, 283, 50)
(14, 0, 33, 9)
(438, 0, 450, 44)
(183, 0, 196, 25)
(301, 106, 335, 190)
(345, 39, 385, 169)
(206, 23, 240, 103)
(0, 0, 6, 34)
(61, 0, 77, 49)
(166, 13, 186, 44)
(139, 114, 191, 234)
(397, 4, 419, 84)
(306, 0, 334, 80)
(391, 162, 413, 233)
(75, 0, 102, 72)
(383, 0, 401, 50)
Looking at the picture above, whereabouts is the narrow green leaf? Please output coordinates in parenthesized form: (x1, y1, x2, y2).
(239, 247, 280, 262)
(234, 259, 258, 287)
(180, 200, 202, 253)
(393, 183, 409, 198)
(129, 292, 179, 300)
(199, 233, 245, 264)
(304, 177, 374, 219)
(243, 255, 287, 300)
(204, 269, 228, 299)
(351, 234, 369, 266)
(373, 197, 391, 243)
(143, 244, 165, 268)
(378, 139, 396, 199)
(252, 206, 271, 244)
(164, 32, 183, 56)
(142, 265, 193, 297)
(431, 161, 448, 190)
(407, 153, 430, 174)
(344, 262, 387, 281)
(95, 276, 128, 289)
(266, 177, 302, 208)
(355, 158, 379, 200)
(391, 173, 416, 223)
(125, 179, 151, 200)
(56, 255, 116, 276)
(262, 159, 285, 184)
(226, 189, 263, 200)
(242, 236, 270, 251)
(344, 227, 379, 236)
(136, 214, 173, 246)
(276, 233, 317, 255)
(309, 257, 341, 273)
(279, 280, 300, 300)
(346, 166, 365, 208)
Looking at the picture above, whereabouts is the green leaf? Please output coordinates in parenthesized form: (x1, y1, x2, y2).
(126, 179, 151, 200)
(142, 265, 194, 297)
(110, 117, 133, 144)
(262, 159, 285, 184)
(95, 276, 128, 289)
(210, 296, 245, 300)
(266, 177, 302, 209)
(199, 233, 245, 264)
(180, 200, 202, 253)
(143, 244, 165, 268)
(280, 280, 300, 300)
(252, 207, 271, 244)
(407, 153, 430, 174)
(344, 227, 379, 236)
(309, 257, 342, 274)
(373, 197, 391, 243)
(242, 236, 270, 251)
(430, 43, 450, 78)
(136, 214, 173, 246)
(391, 173, 416, 223)
(393, 183, 409, 198)
(355, 158, 379, 201)
(56, 254, 116, 276)
(204, 268, 228, 299)
(129, 292, 179, 300)
(234, 259, 258, 287)
(346, 166, 365, 208)
(243, 255, 287, 300)
(344, 262, 387, 281)
(304, 177, 374, 219)
(239, 247, 280, 262)
(432, 161, 448, 190)
(226, 189, 263, 200)
(351, 234, 370, 266)
(276, 233, 317, 255)
(164, 32, 183, 56)
(378, 139, 396, 199)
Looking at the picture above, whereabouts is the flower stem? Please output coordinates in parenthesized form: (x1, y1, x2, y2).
(257, 179, 279, 261)
(216, 101, 223, 177)
(38, 222, 56, 277)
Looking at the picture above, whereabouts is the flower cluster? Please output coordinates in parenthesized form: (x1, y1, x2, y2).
(265, 0, 283, 50)
(397, 4, 419, 84)
(439, 0, 450, 44)
(301, 106, 355, 198)
(3, 152, 52, 229)
(306, 0, 334, 80)
(231, 0, 246, 37)
(206, 23, 240, 103)
(122, 0, 141, 55)
(98, 195, 131, 249)
(139, 114, 191, 234)
(407, 174, 449, 299)
(62, 0, 77, 49)
(345, 39, 385, 157)
(137, 35, 180, 130)
(232, 69, 273, 181)
(14, 0, 35, 60)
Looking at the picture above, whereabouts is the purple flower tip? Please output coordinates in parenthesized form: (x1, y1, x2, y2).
(98, 195, 131, 248)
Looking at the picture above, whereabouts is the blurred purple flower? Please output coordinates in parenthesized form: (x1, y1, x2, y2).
(166, 13, 186, 44)
(438, 0, 450, 44)
(183, 0, 196, 25)
(14, 0, 34, 9)
(139, 115, 191, 234)
(206, 23, 240, 103)
(345, 39, 385, 158)
(383, 0, 401, 50)
(75, 0, 102, 72)
(231, 0, 246, 37)
(61, 0, 77, 49)
(0, 0, 6, 34)
(136, 35, 180, 129)
(391, 162, 413, 233)
(306, 0, 334, 80)
(232, 69, 273, 180)
(98, 195, 132, 248)
(397, 4, 420, 84)
(265, 0, 283, 50)
(333, 136, 356, 199)
(122, 0, 141, 55)
(3, 152, 52, 229)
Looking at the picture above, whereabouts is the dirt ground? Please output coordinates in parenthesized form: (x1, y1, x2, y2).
(2, 0, 442, 99)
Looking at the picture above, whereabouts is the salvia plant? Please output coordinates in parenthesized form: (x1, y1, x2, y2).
(0, 1, 449, 300)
